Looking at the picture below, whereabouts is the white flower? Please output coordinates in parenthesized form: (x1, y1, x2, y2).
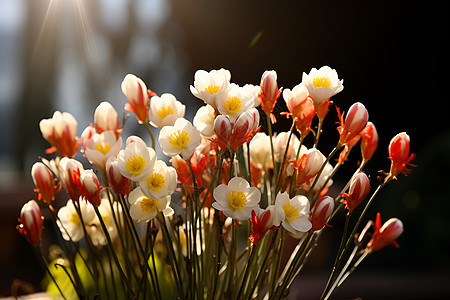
(159, 118, 201, 159)
(84, 130, 122, 169)
(216, 84, 254, 122)
(148, 93, 186, 128)
(301, 159, 334, 192)
(57, 199, 96, 242)
(273, 192, 311, 234)
(212, 177, 260, 221)
(302, 66, 343, 106)
(117, 141, 156, 181)
(249, 132, 272, 170)
(193, 105, 216, 137)
(242, 84, 261, 107)
(273, 132, 300, 163)
(89, 196, 122, 246)
(139, 160, 177, 199)
(128, 187, 174, 223)
(190, 69, 231, 108)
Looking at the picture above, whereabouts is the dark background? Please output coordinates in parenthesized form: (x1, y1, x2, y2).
(1, 0, 449, 298)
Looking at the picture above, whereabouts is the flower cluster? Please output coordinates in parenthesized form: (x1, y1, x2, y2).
(18, 66, 413, 299)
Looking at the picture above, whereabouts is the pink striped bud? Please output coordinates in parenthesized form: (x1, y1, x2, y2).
(367, 213, 403, 251)
(106, 156, 130, 196)
(294, 148, 324, 186)
(31, 162, 60, 205)
(388, 132, 415, 179)
(360, 122, 378, 162)
(17, 200, 44, 247)
(94, 101, 120, 134)
(338, 102, 368, 145)
(80, 169, 103, 207)
(259, 70, 282, 114)
(310, 196, 334, 232)
(214, 115, 232, 151)
(341, 172, 370, 211)
(230, 108, 260, 151)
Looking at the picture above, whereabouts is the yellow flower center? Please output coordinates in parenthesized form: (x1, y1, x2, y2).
(228, 190, 247, 210)
(125, 156, 146, 175)
(156, 106, 174, 119)
(312, 77, 331, 88)
(146, 172, 166, 191)
(94, 143, 111, 155)
(205, 84, 220, 94)
(70, 212, 81, 225)
(282, 202, 299, 222)
(224, 96, 242, 115)
(168, 130, 190, 149)
(140, 197, 158, 213)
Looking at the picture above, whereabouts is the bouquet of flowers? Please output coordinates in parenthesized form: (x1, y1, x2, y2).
(17, 66, 414, 299)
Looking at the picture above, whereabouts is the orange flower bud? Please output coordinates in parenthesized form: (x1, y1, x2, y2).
(214, 115, 232, 151)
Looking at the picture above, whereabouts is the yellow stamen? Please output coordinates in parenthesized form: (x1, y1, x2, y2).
(282, 202, 299, 221)
(94, 143, 111, 155)
(224, 96, 242, 115)
(70, 212, 81, 225)
(205, 84, 220, 94)
(228, 190, 247, 210)
(156, 106, 174, 119)
(168, 130, 190, 149)
(146, 172, 166, 191)
(125, 156, 146, 175)
(140, 197, 158, 213)
(312, 77, 331, 88)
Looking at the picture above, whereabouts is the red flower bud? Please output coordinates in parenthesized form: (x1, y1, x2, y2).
(337, 102, 368, 145)
(341, 172, 370, 211)
(31, 162, 61, 205)
(367, 213, 403, 251)
(360, 122, 378, 162)
(388, 132, 415, 179)
(17, 200, 44, 247)
(80, 170, 103, 207)
(259, 70, 282, 114)
(106, 156, 130, 196)
(310, 196, 334, 231)
(214, 115, 232, 151)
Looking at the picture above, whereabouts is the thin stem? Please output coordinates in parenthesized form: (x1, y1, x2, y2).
(143, 121, 156, 149)
(236, 244, 256, 300)
(158, 213, 185, 299)
(275, 120, 296, 194)
(314, 118, 324, 148)
(266, 112, 278, 196)
(94, 206, 136, 298)
(320, 212, 352, 300)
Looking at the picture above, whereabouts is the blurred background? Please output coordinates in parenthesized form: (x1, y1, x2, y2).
(1, 0, 449, 298)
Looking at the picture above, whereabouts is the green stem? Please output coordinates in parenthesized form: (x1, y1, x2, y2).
(236, 244, 256, 299)
(143, 121, 156, 149)
(94, 206, 136, 298)
(275, 120, 296, 194)
(320, 212, 352, 300)
(314, 118, 324, 148)
(38, 246, 67, 300)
